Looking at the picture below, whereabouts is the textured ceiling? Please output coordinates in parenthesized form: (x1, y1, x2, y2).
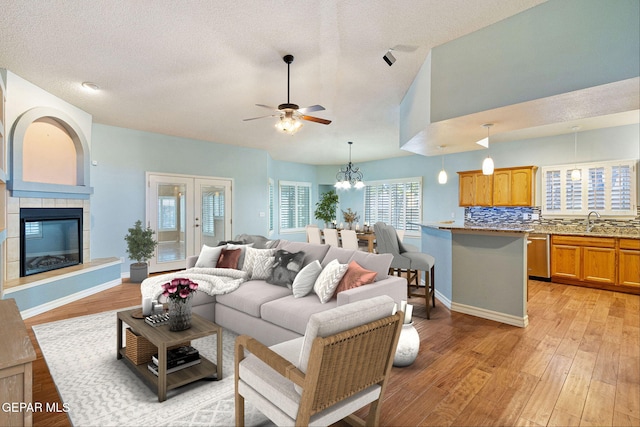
(3, 0, 634, 166)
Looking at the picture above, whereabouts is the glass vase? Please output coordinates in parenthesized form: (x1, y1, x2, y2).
(168, 295, 193, 331)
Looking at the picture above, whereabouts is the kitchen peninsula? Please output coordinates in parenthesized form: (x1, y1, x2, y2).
(416, 222, 532, 327)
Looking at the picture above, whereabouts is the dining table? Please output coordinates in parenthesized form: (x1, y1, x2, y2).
(355, 232, 376, 253)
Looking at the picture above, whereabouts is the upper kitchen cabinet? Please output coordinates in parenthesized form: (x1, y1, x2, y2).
(458, 166, 537, 207)
(458, 171, 492, 207)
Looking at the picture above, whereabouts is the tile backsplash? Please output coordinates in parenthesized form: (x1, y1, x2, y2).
(464, 206, 640, 231)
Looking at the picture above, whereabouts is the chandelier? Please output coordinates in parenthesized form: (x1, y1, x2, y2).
(335, 141, 365, 189)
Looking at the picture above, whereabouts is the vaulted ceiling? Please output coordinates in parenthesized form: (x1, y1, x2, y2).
(1, 1, 636, 166)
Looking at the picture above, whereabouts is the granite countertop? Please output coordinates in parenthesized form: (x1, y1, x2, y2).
(416, 222, 639, 239)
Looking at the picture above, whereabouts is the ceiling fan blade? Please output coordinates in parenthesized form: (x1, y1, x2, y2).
(297, 105, 325, 114)
(243, 114, 278, 121)
(255, 104, 280, 111)
(301, 115, 331, 125)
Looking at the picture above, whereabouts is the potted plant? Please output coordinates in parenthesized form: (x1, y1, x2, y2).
(124, 220, 158, 282)
(314, 191, 339, 228)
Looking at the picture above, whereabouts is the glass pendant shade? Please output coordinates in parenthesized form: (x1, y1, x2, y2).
(571, 168, 581, 181)
(438, 169, 448, 184)
(482, 156, 494, 175)
(275, 114, 303, 135)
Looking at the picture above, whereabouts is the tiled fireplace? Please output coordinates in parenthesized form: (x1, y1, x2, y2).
(4, 196, 90, 283)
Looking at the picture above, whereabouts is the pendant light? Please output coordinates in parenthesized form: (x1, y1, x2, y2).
(437, 145, 448, 184)
(570, 126, 581, 181)
(478, 124, 494, 175)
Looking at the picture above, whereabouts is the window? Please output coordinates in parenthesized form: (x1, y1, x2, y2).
(364, 177, 422, 234)
(158, 196, 177, 230)
(279, 181, 311, 232)
(542, 159, 637, 216)
(201, 191, 224, 236)
(268, 179, 275, 234)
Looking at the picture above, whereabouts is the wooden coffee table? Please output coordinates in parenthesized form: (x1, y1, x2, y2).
(116, 308, 222, 402)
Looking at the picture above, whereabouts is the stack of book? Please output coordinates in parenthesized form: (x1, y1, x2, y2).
(147, 345, 200, 376)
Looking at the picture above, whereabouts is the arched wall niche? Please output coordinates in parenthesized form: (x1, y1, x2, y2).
(9, 107, 93, 198)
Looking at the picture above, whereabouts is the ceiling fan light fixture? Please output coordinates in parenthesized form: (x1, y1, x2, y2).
(275, 111, 303, 135)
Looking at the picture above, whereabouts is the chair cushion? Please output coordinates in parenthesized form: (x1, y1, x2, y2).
(403, 251, 435, 271)
(291, 260, 322, 298)
(297, 295, 395, 380)
(313, 259, 348, 303)
(335, 261, 377, 294)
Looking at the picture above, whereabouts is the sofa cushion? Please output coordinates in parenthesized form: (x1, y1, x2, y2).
(335, 261, 377, 294)
(261, 294, 337, 336)
(278, 241, 330, 267)
(267, 250, 305, 288)
(291, 260, 322, 298)
(217, 248, 241, 269)
(216, 280, 292, 317)
(320, 246, 354, 267)
(348, 251, 393, 281)
(225, 243, 253, 270)
(313, 259, 349, 303)
(194, 244, 224, 268)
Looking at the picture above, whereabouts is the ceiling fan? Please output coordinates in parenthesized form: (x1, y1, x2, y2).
(243, 54, 331, 135)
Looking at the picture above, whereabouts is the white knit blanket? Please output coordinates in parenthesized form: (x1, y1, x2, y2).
(140, 268, 249, 300)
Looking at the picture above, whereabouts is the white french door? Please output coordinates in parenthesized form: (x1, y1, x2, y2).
(146, 173, 232, 273)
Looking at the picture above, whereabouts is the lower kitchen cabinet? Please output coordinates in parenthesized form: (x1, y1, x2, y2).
(618, 238, 640, 288)
(551, 235, 638, 294)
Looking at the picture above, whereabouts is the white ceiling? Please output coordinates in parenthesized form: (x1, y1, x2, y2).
(1, 0, 636, 166)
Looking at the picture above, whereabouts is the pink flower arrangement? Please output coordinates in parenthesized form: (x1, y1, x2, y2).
(162, 278, 198, 301)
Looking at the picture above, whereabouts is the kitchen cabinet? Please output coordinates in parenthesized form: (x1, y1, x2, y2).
(551, 235, 638, 294)
(619, 238, 640, 288)
(458, 166, 536, 207)
(457, 171, 492, 206)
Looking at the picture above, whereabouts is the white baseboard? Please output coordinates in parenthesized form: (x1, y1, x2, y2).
(20, 278, 122, 319)
(451, 302, 529, 328)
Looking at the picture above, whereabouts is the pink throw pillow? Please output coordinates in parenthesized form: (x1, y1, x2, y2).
(335, 261, 377, 294)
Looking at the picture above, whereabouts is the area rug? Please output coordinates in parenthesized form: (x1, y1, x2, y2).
(33, 309, 273, 426)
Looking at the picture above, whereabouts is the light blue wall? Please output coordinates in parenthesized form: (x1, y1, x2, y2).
(90, 124, 271, 270)
(430, 0, 640, 122)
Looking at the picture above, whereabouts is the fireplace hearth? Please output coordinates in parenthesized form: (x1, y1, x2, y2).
(20, 208, 83, 277)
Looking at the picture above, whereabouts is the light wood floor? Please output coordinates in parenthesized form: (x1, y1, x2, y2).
(23, 279, 640, 427)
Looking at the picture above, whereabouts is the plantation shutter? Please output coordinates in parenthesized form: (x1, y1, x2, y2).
(279, 181, 311, 232)
(545, 170, 561, 211)
(363, 178, 422, 232)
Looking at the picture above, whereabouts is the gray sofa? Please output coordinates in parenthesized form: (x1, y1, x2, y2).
(186, 239, 407, 346)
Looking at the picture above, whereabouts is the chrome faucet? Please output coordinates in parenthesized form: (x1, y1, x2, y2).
(586, 211, 601, 232)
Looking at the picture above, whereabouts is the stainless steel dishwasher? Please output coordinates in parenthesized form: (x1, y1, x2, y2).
(527, 233, 551, 280)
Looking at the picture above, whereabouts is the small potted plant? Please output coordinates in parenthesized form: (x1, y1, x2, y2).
(314, 191, 339, 228)
(124, 220, 158, 283)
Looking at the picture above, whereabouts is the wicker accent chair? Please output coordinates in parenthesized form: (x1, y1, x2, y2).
(235, 296, 402, 427)
(374, 222, 436, 319)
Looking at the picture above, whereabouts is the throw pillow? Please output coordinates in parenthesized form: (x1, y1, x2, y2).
(267, 250, 305, 288)
(335, 261, 377, 294)
(313, 259, 349, 303)
(194, 244, 224, 268)
(252, 256, 275, 280)
(292, 260, 322, 298)
(216, 248, 241, 269)
(243, 247, 276, 276)
(225, 243, 253, 270)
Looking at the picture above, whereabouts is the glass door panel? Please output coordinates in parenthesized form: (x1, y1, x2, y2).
(195, 178, 232, 250)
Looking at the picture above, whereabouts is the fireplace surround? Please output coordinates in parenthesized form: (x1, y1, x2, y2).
(20, 208, 83, 277)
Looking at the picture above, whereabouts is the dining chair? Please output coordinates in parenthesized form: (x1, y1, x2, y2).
(306, 225, 322, 244)
(339, 229, 365, 251)
(374, 222, 436, 319)
(322, 228, 340, 247)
